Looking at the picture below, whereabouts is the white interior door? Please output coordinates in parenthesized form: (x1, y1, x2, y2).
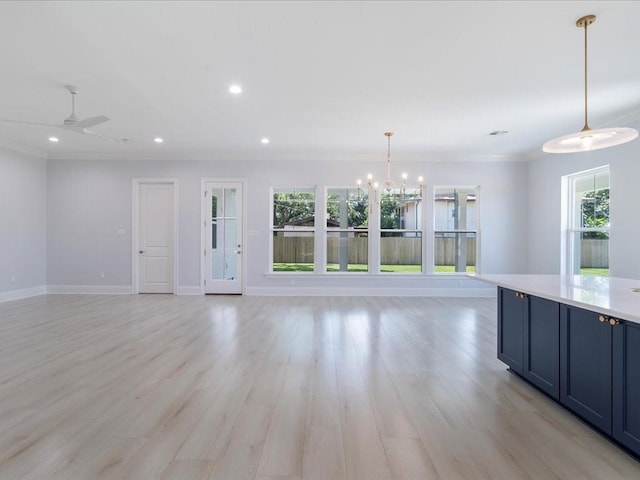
(204, 181, 243, 294)
(137, 182, 175, 293)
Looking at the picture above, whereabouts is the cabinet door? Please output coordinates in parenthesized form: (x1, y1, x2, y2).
(560, 305, 612, 434)
(524, 296, 559, 399)
(613, 321, 640, 455)
(497, 287, 525, 375)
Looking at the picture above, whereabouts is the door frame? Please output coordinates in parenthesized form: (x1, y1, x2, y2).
(201, 178, 247, 295)
(132, 178, 179, 294)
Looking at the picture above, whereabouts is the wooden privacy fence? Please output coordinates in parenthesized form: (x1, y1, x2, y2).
(273, 235, 476, 265)
(273, 237, 609, 267)
(581, 239, 609, 268)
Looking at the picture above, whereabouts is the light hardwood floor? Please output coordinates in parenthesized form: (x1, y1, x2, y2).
(1, 294, 639, 479)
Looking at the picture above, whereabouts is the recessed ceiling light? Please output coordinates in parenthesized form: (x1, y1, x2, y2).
(48, 136, 59, 143)
(261, 137, 270, 144)
(229, 84, 242, 94)
(154, 137, 164, 143)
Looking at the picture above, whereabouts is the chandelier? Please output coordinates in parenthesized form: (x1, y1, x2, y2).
(357, 132, 424, 200)
(543, 14, 638, 153)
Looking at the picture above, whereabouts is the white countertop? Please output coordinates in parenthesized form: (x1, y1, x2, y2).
(469, 274, 640, 324)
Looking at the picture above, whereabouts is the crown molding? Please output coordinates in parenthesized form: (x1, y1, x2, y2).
(0, 139, 47, 159)
(46, 149, 528, 163)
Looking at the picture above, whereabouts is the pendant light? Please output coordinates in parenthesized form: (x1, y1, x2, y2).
(543, 15, 638, 153)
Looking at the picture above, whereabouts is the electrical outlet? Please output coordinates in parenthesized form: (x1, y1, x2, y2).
(10, 275, 16, 283)
(99, 272, 105, 279)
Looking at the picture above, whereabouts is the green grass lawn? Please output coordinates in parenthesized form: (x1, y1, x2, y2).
(580, 268, 609, 276)
(274, 264, 606, 275)
(273, 263, 476, 273)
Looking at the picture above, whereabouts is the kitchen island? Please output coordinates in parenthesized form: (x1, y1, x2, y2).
(471, 274, 640, 459)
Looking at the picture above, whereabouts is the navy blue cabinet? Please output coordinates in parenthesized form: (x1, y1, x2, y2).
(497, 287, 525, 375)
(560, 305, 612, 434)
(497, 287, 640, 458)
(498, 288, 560, 399)
(524, 296, 559, 399)
(613, 320, 640, 454)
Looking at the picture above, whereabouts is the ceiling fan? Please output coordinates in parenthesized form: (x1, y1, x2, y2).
(0, 85, 115, 143)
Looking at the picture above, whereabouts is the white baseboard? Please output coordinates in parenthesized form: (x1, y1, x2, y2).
(46, 285, 202, 295)
(2, 285, 496, 299)
(245, 287, 496, 297)
(47, 285, 133, 295)
(0, 285, 47, 303)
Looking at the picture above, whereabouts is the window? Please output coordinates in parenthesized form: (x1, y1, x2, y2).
(379, 187, 423, 273)
(271, 187, 315, 272)
(566, 167, 609, 276)
(434, 187, 478, 273)
(326, 187, 368, 272)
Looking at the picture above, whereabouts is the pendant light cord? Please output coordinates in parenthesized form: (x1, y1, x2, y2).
(582, 19, 590, 131)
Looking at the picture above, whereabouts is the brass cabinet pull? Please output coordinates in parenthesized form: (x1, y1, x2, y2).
(598, 314, 621, 326)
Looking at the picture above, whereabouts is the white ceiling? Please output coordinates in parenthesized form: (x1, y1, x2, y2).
(1, 0, 639, 162)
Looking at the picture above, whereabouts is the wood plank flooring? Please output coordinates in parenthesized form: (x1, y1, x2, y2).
(0, 294, 639, 479)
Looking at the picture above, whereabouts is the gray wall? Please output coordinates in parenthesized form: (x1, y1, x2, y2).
(7, 134, 640, 299)
(527, 134, 640, 278)
(45, 156, 528, 294)
(0, 147, 47, 298)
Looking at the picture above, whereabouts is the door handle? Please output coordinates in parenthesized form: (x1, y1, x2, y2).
(139, 250, 145, 254)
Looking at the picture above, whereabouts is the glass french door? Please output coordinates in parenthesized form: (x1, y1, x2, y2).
(204, 181, 243, 294)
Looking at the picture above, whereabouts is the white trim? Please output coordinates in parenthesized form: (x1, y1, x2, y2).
(246, 286, 495, 297)
(0, 286, 47, 303)
(563, 166, 610, 275)
(46, 150, 527, 163)
(47, 285, 132, 295)
(0, 140, 48, 159)
(132, 178, 179, 295)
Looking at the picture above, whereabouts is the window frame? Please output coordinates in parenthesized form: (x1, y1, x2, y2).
(432, 185, 480, 275)
(377, 186, 424, 274)
(564, 166, 610, 276)
(270, 186, 317, 273)
(324, 186, 370, 273)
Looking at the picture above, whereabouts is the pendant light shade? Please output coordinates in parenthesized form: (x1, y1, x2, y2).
(543, 15, 638, 154)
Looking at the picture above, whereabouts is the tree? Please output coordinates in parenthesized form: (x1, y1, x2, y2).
(273, 192, 315, 226)
(380, 194, 401, 235)
(581, 188, 609, 239)
(326, 190, 368, 230)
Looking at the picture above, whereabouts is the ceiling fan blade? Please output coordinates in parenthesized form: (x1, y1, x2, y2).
(83, 128, 115, 144)
(73, 115, 109, 129)
(0, 118, 56, 127)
